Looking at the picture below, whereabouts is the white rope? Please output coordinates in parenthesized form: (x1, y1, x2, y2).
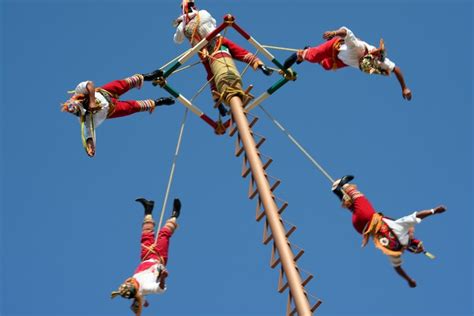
(257, 104, 335, 184)
(262, 44, 300, 52)
(156, 108, 189, 231)
(160, 48, 192, 71)
(168, 60, 202, 76)
(239, 46, 260, 79)
(191, 74, 215, 103)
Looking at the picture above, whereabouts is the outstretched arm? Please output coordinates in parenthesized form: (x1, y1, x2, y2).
(323, 27, 347, 40)
(221, 38, 271, 75)
(159, 273, 167, 290)
(416, 205, 447, 220)
(130, 295, 144, 316)
(392, 66, 412, 101)
(85, 81, 98, 110)
(394, 265, 417, 288)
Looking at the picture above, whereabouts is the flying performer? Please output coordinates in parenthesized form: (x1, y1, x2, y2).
(283, 26, 412, 100)
(111, 198, 182, 316)
(331, 175, 446, 287)
(62, 70, 175, 157)
(173, 0, 273, 117)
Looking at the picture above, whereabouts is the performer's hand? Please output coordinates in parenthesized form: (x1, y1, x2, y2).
(434, 205, 447, 214)
(408, 278, 417, 288)
(323, 31, 336, 40)
(159, 270, 168, 289)
(86, 138, 95, 157)
(402, 88, 412, 101)
(88, 104, 101, 113)
(252, 60, 264, 71)
(130, 299, 141, 314)
(199, 48, 209, 59)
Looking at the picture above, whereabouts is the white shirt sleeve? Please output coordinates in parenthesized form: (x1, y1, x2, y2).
(140, 281, 166, 295)
(380, 56, 396, 72)
(340, 26, 366, 51)
(75, 81, 90, 95)
(198, 10, 216, 27)
(173, 20, 186, 44)
(173, 11, 198, 44)
(394, 212, 422, 226)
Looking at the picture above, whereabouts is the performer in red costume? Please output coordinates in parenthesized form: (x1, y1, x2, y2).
(62, 70, 175, 157)
(111, 198, 181, 316)
(173, 0, 273, 116)
(332, 175, 446, 287)
(283, 26, 412, 101)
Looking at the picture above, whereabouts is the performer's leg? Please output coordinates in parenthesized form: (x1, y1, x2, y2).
(154, 218, 178, 265)
(108, 100, 156, 118)
(347, 187, 376, 214)
(100, 74, 144, 97)
(344, 184, 365, 204)
(302, 38, 340, 64)
(140, 215, 158, 261)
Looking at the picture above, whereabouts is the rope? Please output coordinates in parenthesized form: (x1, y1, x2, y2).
(142, 108, 189, 260)
(160, 48, 192, 71)
(168, 60, 202, 76)
(191, 73, 216, 102)
(262, 44, 300, 52)
(156, 107, 189, 231)
(257, 104, 335, 184)
(80, 112, 95, 154)
(239, 46, 260, 79)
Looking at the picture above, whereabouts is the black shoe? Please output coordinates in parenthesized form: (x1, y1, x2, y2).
(171, 198, 181, 219)
(332, 175, 355, 201)
(143, 69, 164, 81)
(136, 198, 155, 215)
(259, 64, 273, 76)
(218, 103, 228, 116)
(155, 97, 175, 106)
(283, 53, 298, 69)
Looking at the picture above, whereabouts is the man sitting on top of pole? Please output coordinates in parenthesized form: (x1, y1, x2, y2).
(111, 198, 181, 315)
(331, 175, 446, 287)
(283, 26, 412, 101)
(173, 0, 273, 117)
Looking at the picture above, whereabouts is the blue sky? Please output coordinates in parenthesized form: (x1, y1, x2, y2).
(1, 0, 472, 315)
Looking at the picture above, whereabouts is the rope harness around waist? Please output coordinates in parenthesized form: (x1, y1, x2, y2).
(362, 213, 404, 257)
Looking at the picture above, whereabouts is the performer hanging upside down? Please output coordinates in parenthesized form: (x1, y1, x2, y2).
(331, 175, 446, 287)
(62, 70, 175, 157)
(173, 0, 273, 117)
(283, 26, 412, 101)
(111, 198, 181, 316)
